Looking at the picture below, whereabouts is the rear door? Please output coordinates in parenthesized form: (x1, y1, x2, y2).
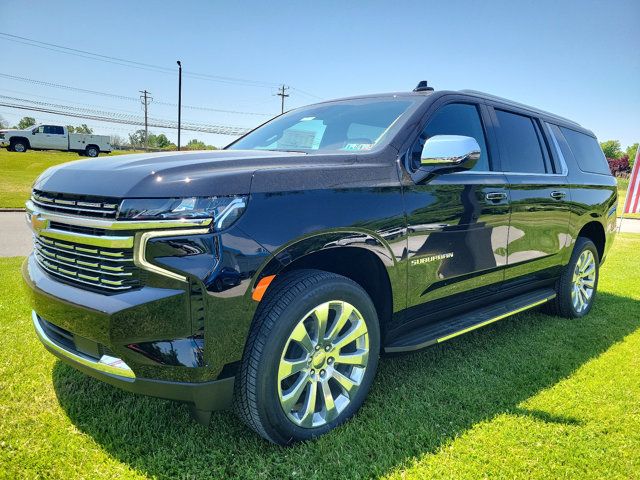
(489, 106, 572, 284)
(44, 126, 68, 150)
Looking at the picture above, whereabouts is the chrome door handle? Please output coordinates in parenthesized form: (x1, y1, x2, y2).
(550, 191, 566, 200)
(485, 192, 507, 201)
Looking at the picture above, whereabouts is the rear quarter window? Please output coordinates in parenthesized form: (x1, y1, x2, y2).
(560, 127, 610, 175)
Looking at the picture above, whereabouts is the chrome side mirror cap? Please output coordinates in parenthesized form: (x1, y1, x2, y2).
(420, 135, 481, 168)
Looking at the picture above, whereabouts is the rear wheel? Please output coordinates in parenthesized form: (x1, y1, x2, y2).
(547, 237, 599, 318)
(11, 140, 27, 153)
(234, 269, 380, 445)
(85, 145, 99, 157)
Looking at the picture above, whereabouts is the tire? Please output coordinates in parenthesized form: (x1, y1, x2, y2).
(547, 237, 599, 318)
(234, 269, 380, 445)
(11, 140, 27, 153)
(85, 145, 99, 157)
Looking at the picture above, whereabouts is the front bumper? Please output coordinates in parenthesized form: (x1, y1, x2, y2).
(23, 256, 235, 411)
(32, 310, 234, 411)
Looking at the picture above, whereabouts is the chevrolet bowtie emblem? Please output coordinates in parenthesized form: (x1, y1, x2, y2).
(30, 213, 49, 233)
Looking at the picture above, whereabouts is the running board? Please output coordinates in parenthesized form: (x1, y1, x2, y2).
(385, 288, 556, 353)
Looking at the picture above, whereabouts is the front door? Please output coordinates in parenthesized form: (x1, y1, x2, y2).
(401, 101, 511, 325)
(489, 106, 571, 284)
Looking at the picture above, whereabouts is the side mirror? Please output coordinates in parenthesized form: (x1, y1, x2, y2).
(420, 135, 480, 170)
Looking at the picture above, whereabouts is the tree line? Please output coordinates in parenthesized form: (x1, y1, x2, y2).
(600, 140, 638, 176)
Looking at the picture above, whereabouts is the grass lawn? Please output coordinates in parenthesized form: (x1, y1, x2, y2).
(0, 149, 140, 208)
(0, 235, 638, 479)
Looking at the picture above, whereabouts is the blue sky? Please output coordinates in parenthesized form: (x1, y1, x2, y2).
(1, 0, 638, 148)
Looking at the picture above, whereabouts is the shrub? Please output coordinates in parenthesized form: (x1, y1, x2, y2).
(607, 155, 631, 177)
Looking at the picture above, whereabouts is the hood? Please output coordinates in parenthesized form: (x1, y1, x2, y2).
(34, 149, 355, 198)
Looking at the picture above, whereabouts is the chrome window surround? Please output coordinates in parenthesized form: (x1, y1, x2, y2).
(26, 201, 213, 285)
(32, 311, 136, 379)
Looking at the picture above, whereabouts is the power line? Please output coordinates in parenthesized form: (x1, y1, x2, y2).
(0, 32, 324, 98)
(0, 32, 279, 88)
(0, 96, 250, 135)
(0, 72, 272, 116)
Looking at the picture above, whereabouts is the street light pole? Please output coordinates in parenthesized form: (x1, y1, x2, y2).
(177, 60, 182, 151)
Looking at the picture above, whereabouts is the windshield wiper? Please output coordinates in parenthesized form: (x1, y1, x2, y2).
(267, 149, 308, 154)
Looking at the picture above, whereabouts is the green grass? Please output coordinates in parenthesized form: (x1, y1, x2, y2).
(1, 236, 639, 479)
(0, 149, 140, 208)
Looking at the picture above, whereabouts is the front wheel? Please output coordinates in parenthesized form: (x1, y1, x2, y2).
(548, 237, 599, 318)
(234, 269, 380, 445)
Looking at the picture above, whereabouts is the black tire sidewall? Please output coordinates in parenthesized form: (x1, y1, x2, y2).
(13, 141, 26, 152)
(86, 147, 98, 157)
(256, 276, 380, 444)
(564, 238, 600, 318)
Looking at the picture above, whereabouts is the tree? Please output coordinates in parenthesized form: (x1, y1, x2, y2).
(149, 133, 172, 149)
(0, 115, 7, 129)
(109, 135, 127, 148)
(186, 138, 217, 150)
(128, 129, 146, 148)
(625, 143, 639, 167)
(600, 140, 622, 159)
(16, 116, 36, 130)
(67, 124, 94, 134)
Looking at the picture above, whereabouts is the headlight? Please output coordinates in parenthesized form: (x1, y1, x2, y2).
(118, 195, 248, 230)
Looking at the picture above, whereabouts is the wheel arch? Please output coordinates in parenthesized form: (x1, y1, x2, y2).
(255, 233, 399, 336)
(10, 136, 30, 148)
(577, 221, 606, 262)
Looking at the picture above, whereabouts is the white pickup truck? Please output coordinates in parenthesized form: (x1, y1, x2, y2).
(0, 124, 111, 157)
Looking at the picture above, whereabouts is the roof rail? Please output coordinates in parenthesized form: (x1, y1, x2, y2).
(459, 90, 582, 127)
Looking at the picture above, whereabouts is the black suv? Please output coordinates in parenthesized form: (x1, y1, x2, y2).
(23, 85, 617, 444)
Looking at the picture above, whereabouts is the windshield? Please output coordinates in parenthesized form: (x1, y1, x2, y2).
(227, 97, 419, 153)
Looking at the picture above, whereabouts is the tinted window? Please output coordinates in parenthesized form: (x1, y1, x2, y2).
(495, 110, 546, 173)
(560, 127, 609, 175)
(53, 126, 65, 135)
(43, 125, 54, 134)
(413, 103, 490, 171)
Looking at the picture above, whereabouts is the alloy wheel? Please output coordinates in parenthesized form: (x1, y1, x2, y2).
(571, 250, 596, 314)
(277, 300, 369, 428)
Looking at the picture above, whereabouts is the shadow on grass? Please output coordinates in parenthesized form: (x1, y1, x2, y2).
(52, 291, 640, 479)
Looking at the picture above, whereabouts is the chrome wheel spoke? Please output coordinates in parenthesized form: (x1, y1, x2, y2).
(332, 369, 358, 397)
(299, 380, 318, 427)
(335, 349, 369, 367)
(571, 250, 597, 314)
(325, 302, 353, 342)
(320, 378, 338, 421)
(281, 373, 310, 412)
(333, 318, 367, 350)
(582, 277, 595, 288)
(278, 358, 308, 381)
(313, 302, 330, 343)
(290, 321, 314, 354)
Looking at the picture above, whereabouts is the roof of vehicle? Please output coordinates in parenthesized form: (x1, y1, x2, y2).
(311, 88, 584, 130)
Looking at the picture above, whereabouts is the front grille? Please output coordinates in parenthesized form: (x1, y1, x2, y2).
(32, 190, 120, 219)
(34, 235, 140, 291)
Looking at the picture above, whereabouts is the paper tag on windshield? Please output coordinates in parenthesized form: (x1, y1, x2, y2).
(343, 143, 373, 151)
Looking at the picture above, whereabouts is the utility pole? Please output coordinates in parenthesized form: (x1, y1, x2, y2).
(276, 84, 289, 114)
(176, 60, 182, 151)
(139, 89, 152, 150)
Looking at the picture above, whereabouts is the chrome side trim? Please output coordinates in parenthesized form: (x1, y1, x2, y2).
(32, 311, 136, 379)
(26, 201, 213, 230)
(134, 228, 210, 282)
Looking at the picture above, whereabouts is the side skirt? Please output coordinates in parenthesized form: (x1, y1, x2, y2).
(384, 288, 556, 353)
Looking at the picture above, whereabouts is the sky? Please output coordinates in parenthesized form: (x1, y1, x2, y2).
(0, 0, 638, 148)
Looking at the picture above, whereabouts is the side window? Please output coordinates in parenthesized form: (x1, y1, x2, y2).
(53, 126, 65, 135)
(495, 110, 546, 174)
(43, 126, 53, 134)
(559, 127, 610, 175)
(35, 126, 45, 134)
(411, 103, 490, 171)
